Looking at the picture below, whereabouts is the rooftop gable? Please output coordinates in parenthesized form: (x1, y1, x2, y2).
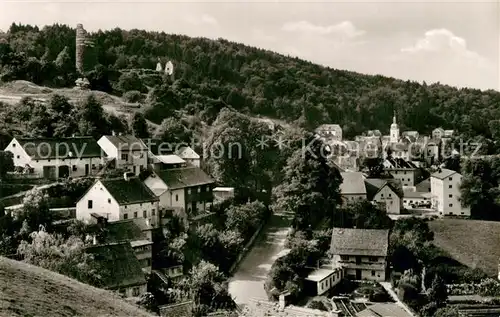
(14, 137, 102, 160)
(100, 177, 159, 205)
(340, 172, 367, 195)
(331, 228, 389, 257)
(364, 178, 403, 200)
(155, 167, 214, 190)
(103, 219, 150, 243)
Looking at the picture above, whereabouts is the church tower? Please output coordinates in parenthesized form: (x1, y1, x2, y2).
(390, 111, 399, 143)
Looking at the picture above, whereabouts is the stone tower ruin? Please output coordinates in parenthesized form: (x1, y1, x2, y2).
(75, 23, 87, 73)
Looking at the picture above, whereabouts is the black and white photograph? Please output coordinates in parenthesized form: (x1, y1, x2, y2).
(0, 1, 499, 316)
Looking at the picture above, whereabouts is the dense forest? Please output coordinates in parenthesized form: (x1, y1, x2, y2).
(1, 23, 500, 140)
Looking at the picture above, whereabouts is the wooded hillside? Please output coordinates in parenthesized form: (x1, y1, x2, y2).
(1, 23, 500, 140)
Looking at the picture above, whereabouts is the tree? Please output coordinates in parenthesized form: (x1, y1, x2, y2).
(272, 135, 342, 231)
(17, 230, 102, 286)
(427, 275, 448, 307)
(225, 201, 266, 239)
(48, 94, 77, 137)
(0, 150, 14, 178)
(21, 188, 52, 230)
(154, 117, 192, 145)
(117, 70, 144, 93)
(337, 200, 392, 230)
(131, 112, 150, 138)
(173, 261, 235, 316)
(76, 94, 110, 138)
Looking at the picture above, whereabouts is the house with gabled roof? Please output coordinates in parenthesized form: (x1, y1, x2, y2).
(4, 136, 103, 179)
(330, 228, 389, 281)
(97, 134, 148, 175)
(315, 124, 343, 142)
(84, 241, 147, 298)
(364, 178, 403, 214)
(76, 174, 160, 226)
(142, 138, 187, 171)
(383, 157, 420, 187)
(144, 167, 215, 223)
(340, 172, 367, 203)
(431, 168, 470, 217)
(176, 146, 200, 167)
(91, 214, 154, 273)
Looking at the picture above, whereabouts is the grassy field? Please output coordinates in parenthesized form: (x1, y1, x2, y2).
(429, 218, 500, 277)
(0, 257, 154, 317)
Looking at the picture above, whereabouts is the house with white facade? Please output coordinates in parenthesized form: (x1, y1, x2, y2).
(315, 124, 343, 142)
(144, 167, 215, 224)
(98, 135, 148, 175)
(304, 265, 344, 296)
(76, 174, 160, 226)
(383, 158, 420, 187)
(330, 228, 389, 281)
(175, 146, 201, 168)
(430, 168, 470, 217)
(364, 178, 403, 214)
(340, 172, 367, 203)
(4, 137, 103, 180)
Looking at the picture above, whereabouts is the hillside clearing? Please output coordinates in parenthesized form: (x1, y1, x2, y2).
(429, 218, 500, 277)
(0, 256, 154, 317)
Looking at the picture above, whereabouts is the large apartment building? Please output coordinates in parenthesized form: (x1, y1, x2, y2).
(330, 228, 389, 281)
(430, 168, 470, 217)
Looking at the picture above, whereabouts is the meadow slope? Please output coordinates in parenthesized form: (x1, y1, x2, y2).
(0, 256, 154, 317)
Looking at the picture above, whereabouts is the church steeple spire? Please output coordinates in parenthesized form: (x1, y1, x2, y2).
(393, 111, 397, 124)
(390, 110, 399, 143)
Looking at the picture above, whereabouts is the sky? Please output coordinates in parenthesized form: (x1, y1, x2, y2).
(0, 0, 499, 91)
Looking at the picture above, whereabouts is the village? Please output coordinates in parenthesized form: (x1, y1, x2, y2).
(0, 9, 499, 317)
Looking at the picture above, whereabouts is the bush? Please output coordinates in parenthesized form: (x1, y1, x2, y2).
(123, 90, 144, 103)
(308, 300, 328, 311)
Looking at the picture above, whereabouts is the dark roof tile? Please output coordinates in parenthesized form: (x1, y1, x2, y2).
(331, 228, 389, 257)
(101, 177, 159, 205)
(16, 137, 101, 159)
(155, 167, 214, 190)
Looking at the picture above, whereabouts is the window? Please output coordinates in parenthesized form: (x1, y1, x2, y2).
(48, 159, 51, 162)
(389, 193, 392, 197)
(404, 200, 407, 203)
(92, 164, 96, 169)
(132, 287, 140, 297)
(449, 204, 453, 207)
(12, 143, 15, 147)
(340, 255, 349, 261)
(408, 178, 411, 182)
(449, 194, 452, 198)
(369, 257, 378, 262)
(121, 153, 128, 161)
(134, 212, 138, 218)
(449, 177, 453, 181)
(152, 209, 156, 216)
(16, 155, 20, 159)
(125, 205, 127, 209)
(381, 193, 384, 198)
(461, 212, 464, 215)
(88, 200, 93, 209)
(108, 198, 111, 204)
(404, 171, 407, 175)
(72, 165, 77, 171)
(449, 185, 452, 189)
(175, 195, 178, 202)
(143, 210, 147, 218)
(124, 213, 128, 219)
(371, 271, 376, 276)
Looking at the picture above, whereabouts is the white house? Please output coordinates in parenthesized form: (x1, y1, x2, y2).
(340, 172, 367, 203)
(143, 167, 215, 223)
(315, 124, 343, 142)
(383, 158, 420, 187)
(403, 190, 431, 209)
(175, 146, 200, 168)
(213, 187, 235, 202)
(4, 137, 103, 180)
(364, 178, 403, 214)
(97, 135, 148, 176)
(430, 168, 470, 217)
(331, 228, 389, 281)
(305, 266, 344, 296)
(76, 174, 160, 226)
